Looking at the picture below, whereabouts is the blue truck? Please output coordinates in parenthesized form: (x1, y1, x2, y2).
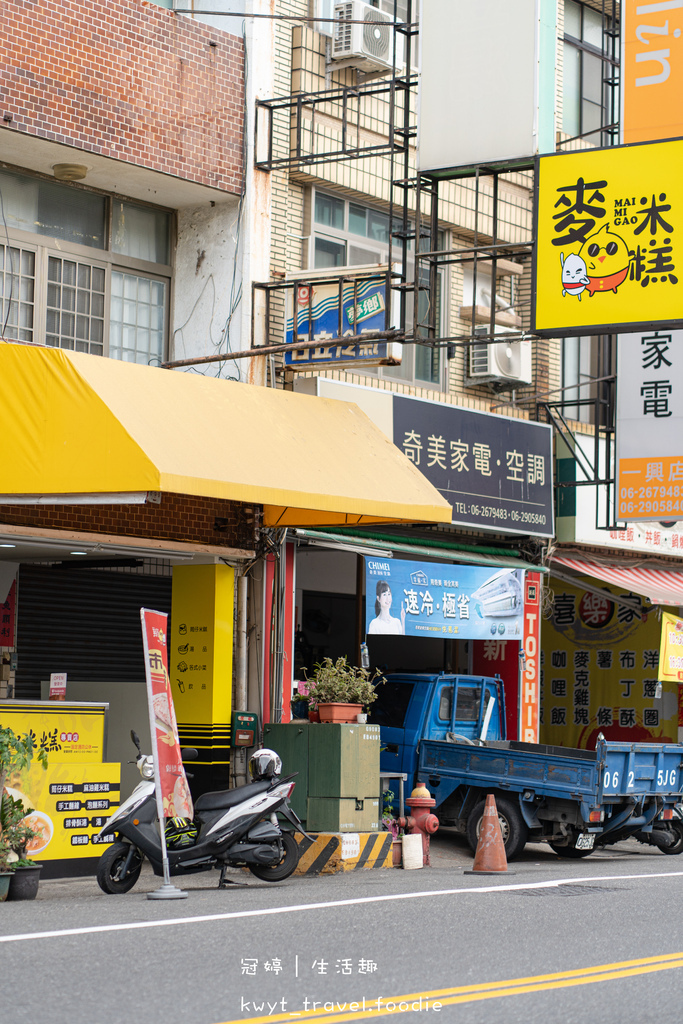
(370, 672, 683, 860)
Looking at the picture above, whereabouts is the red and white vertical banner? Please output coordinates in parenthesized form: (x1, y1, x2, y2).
(520, 573, 542, 743)
(140, 609, 193, 822)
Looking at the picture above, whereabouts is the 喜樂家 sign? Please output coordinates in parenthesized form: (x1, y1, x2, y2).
(392, 394, 553, 537)
(533, 139, 683, 336)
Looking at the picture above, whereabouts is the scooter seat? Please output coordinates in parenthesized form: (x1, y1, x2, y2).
(194, 779, 272, 812)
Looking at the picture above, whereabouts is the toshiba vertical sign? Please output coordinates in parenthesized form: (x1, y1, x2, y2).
(521, 573, 541, 743)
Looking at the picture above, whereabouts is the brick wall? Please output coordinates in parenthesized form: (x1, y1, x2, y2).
(0, 494, 258, 551)
(0, 0, 244, 194)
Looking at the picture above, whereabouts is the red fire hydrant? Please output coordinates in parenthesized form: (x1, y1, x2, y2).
(405, 783, 439, 866)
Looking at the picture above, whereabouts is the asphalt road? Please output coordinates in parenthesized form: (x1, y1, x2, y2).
(2, 832, 683, 1024)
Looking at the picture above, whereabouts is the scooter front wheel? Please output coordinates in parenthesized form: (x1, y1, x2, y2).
(248, 831, 299, 882)
(97, 841, 143, 894)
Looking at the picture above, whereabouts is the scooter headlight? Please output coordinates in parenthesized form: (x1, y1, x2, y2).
(140, 756, 155, 780)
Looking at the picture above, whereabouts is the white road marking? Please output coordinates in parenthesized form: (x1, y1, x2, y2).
(0, 869, 680, 945)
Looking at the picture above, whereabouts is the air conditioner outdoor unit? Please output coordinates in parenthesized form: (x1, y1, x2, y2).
(467, 333, 533, 387)
(332, 1, 402, 73)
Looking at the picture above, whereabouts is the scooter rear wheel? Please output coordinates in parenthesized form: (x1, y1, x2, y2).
(248, 831, 299, 882)
(97, 841, 143, 894)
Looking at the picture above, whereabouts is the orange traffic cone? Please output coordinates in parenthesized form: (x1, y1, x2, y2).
(464, 794, 510, 875)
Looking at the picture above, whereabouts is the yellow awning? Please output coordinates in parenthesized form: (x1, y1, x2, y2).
(0, 345, 452, 528)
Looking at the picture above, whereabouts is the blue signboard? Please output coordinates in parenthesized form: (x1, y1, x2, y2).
(365, 557, 525, 641)
(392, 394, 554, 538)
(284, 276, 392, 367)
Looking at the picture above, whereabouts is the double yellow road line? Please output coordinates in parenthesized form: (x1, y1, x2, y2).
(221, 952, 683, 1023)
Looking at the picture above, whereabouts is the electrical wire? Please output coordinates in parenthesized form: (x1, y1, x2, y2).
(0, 186, 15, 340)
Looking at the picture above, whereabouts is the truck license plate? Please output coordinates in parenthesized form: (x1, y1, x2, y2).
(575, 833, 595, 850)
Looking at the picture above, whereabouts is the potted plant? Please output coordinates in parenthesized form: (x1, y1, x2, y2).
(0, 838, 13, 902)
(2, 798, 43, 901)
(304, 657, 383, 724)
(382, 788, 404, 867)
(0, 725, 48, 902)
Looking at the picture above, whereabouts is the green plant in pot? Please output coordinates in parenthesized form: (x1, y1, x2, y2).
(0, 726, 48, 902)
(304, 657, 384, 724)
(1, 791, 43, 901)
(0, 836, 13, 902)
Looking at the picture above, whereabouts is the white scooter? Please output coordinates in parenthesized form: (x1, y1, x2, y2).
(95, 733, 310, 894)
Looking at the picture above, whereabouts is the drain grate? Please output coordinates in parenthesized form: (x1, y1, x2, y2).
(518, 884, 629, 898)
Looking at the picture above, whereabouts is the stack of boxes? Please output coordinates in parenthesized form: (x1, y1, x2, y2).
(0, 654, 15, 699)
(264, 722, 380, 832)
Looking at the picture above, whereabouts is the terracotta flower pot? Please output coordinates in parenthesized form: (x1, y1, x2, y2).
(317, 703, 363, 724)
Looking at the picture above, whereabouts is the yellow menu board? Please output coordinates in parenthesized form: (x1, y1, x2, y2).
(7, 760, 121, 862)
(1, 701, 120, 868)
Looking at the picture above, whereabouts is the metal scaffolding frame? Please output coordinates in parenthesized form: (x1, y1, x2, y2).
(250, 0, 623, 527)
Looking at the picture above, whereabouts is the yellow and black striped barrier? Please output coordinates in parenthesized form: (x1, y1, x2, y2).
(294, 831, 394, 875)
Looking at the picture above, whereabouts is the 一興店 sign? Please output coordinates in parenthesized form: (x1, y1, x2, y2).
(393, 395, 553, 538)
(617, 328, 683, 521)
(533, 138, 683, 336)
(365, 557, 525, 641)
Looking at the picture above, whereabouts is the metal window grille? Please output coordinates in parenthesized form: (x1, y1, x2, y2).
(46, 256, 105, 354)
(0, 244, 35, 342)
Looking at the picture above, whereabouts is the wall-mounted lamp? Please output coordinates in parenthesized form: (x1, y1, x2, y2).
(52, 163, 88, 182)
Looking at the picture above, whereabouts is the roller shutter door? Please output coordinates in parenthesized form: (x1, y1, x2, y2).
(15, 565, 172, 699)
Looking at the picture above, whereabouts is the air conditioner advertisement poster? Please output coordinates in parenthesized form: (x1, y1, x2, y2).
(284, 274, 397, 367)
(365, 557, 524, 641)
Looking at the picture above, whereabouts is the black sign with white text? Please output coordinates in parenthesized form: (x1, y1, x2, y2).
(393, 395, 554, 537)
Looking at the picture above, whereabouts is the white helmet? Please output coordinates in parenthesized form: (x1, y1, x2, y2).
(248, 748, 282, 781)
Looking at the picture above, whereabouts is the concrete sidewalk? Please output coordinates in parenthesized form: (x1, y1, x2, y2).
(29, 829, 670, 903)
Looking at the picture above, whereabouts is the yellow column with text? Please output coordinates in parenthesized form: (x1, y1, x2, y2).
(170, 564, 234, 789)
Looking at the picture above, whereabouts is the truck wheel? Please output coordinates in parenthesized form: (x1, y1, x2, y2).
(549, 842, 593, 859)
(660, 821, 683, 855)
(466, 797, 528, 861)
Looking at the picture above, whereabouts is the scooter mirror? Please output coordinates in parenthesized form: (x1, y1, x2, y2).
(181, 747, 199, 761)
(131, 729, 142, 753)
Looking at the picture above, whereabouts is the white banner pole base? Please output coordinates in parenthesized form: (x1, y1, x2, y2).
(148, 883, 188, 900)
(147, 851, 187, 899)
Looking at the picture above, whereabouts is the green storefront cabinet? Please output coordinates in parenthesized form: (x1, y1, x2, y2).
(308, 724, 380, 798)
(262, 722, 380, 830)
(306, 796, 380, 833)
(262, 722, 309, 823)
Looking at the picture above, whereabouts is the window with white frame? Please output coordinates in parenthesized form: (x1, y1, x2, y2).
(0, 167, 171, 364)
(560, 334, 614, 423)
(562, 0, 613, 143)
(311, 188, 446, 388)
